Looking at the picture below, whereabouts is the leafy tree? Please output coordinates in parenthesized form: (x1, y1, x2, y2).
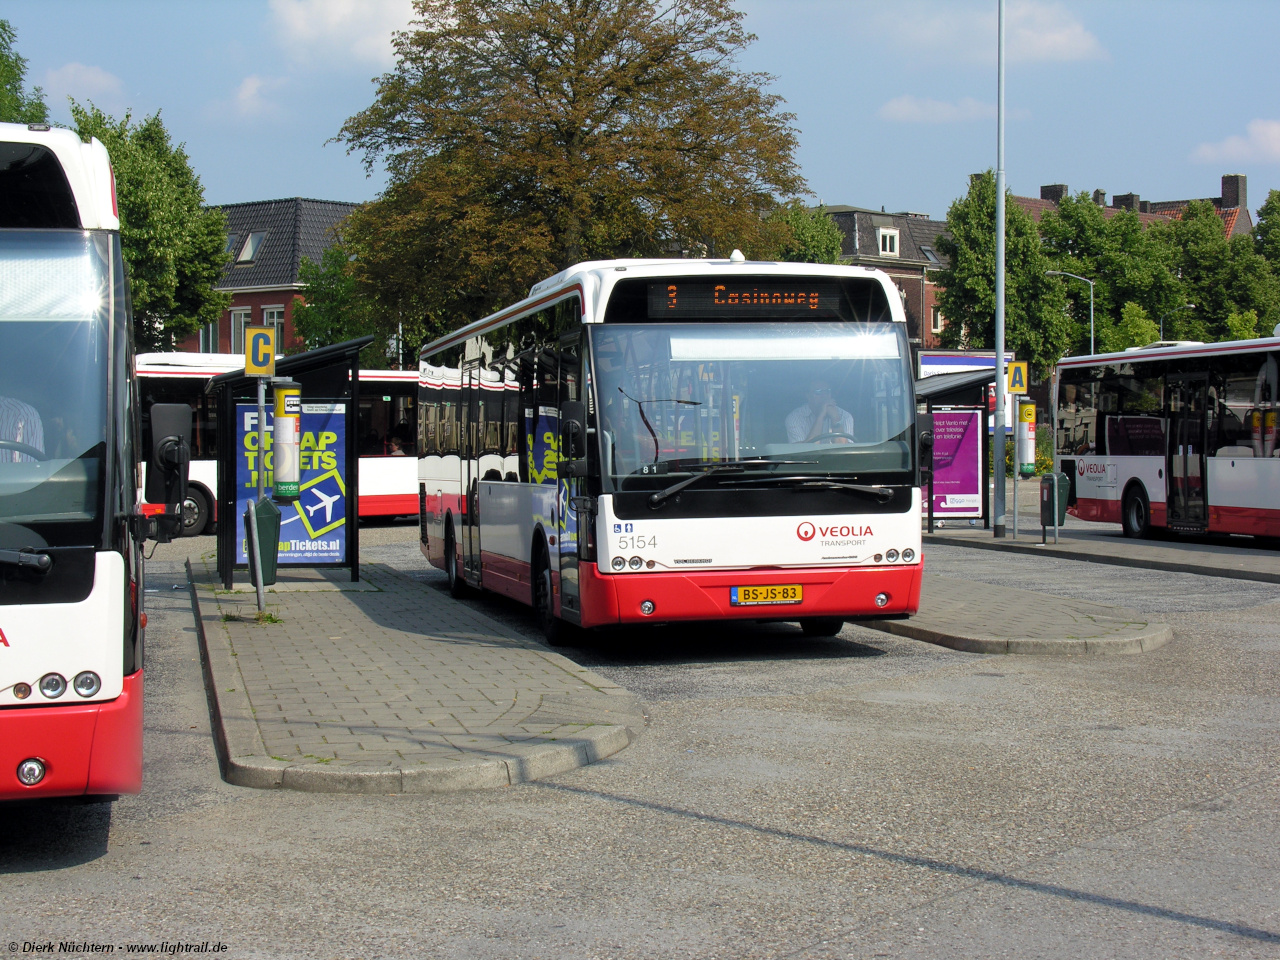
(1253, 188, 1280, 268)
(0, 20, 47, 124)
(1147, 200, 1279, 341)
(71, 102, 229, 351)
(1098, 301, 1159, 353)
(934, 170, 1069, 376)
(291, 243, 389, 363)
(767, 203, 843, 264)
(1224, 308, 1259, 341)
(338, 0, 806, 341)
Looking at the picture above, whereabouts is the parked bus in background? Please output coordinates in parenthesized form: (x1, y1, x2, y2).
(1055, 336, 1280, 539)
(137, 353, 420, 534)
(1, 122, 187, 801)
(418, 255, 928, 643)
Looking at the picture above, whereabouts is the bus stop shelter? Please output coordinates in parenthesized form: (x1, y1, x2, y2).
(206, 336, 375, 588)
(916, 367, 997, 530)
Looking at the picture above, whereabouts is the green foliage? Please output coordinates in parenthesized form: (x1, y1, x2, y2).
(1224, 308, 1259, 340)
(767, 202, 844, 263)
(933, 170, 1070, 377)
(0, 20, 47, 124)
(291, 244, 386, 362)
(338, 0, 806, 342)
(1098, 301, 1159, 353)
(71, 102, 230, 351)
(1253, 189, 1280, 268)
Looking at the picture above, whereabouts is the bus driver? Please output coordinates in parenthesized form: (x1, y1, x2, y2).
(785, 380, 854, 444)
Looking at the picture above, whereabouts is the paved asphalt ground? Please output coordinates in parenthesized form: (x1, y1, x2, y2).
(2, 520, 1278, 959)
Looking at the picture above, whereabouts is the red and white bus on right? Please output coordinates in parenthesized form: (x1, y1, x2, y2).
(1055, 336, 1279, 539)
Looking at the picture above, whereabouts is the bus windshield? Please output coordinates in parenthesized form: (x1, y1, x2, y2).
(590, 322, 914, 490)
(0, 230, 109, 540)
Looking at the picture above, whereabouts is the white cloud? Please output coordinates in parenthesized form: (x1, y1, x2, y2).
(269, 0, 415, 67)
(879, 95, 995, 124)
(232, 75, 288, 117)
(1192, 120, 1280, 164)
(42, 62, 125, 107)
(873, 0, 1105, 64)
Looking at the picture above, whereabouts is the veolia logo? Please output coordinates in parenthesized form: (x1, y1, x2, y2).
(1077, 460, 1086, 476)
(796, 522, 816, 541)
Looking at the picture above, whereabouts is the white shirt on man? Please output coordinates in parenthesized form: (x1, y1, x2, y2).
(785, 404, 854, 443)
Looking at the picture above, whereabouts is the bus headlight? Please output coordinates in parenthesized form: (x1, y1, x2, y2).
(611, 556, 626, 571)
(17, 758, 46, 786)
(73, 671, 102, 698)
(13, 683, 31, 700)
(886, 549, 900, 563)
(902, 548, 916, 563)
(38, 673, 67, 699)
(875, 593, 890, 608)
(629, 556, 643, 570)
(640, 600, 655, 615)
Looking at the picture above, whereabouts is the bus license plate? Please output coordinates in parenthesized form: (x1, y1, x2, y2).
(730, 584, 803, 606)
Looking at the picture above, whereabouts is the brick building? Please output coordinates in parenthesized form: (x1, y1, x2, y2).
(1014, 173, 1253, 237)
(181, 197, 357, 354)
(827, 206, 950, 348)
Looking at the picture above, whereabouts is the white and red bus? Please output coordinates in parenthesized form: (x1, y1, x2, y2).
(0, 122, 185, 800)
(137, 353, 420, 533)
(1055, 336, 1280, 538)
(418, 256, 927, 642)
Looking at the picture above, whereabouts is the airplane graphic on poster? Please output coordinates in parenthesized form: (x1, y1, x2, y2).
(306, 489, 340, 524)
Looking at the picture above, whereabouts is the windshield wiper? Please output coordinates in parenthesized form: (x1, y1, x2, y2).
(0, 548, 52, 573)
(737, 476, 896, 502)
(647, 459, 816, 507)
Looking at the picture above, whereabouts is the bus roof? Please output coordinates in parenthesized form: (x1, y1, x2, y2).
(135, 352, 419, 381)
(0, 121, 118, 231)
(1056, 335, 1280, 370)
(420, 255, 904, 360)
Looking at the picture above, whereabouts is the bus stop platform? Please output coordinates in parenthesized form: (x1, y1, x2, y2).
(923, 522, 1280, 585)
(187, 559, 645, 795)
(185, 552, 1173, 794)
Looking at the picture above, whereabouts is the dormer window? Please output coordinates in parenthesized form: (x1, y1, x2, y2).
(237, 231, 266, 263)
(878, 228, 899, 257)
(224, 234, 239, 254)
(920, 245, 939, 264)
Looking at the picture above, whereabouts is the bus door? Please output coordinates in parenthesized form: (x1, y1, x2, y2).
(557, 336, 583, 620)
(460, 358, 483, 580)
(1166, 373, 1208, 531)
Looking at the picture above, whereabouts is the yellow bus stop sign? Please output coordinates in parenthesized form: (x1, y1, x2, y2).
(1006, 361, 1028, 394)
(244, 326, 276, 376)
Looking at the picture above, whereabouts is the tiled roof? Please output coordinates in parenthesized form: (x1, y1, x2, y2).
(1013, 195, 1172, 228)
(828, 208, 949, 264)
(214, 198, 359, 290)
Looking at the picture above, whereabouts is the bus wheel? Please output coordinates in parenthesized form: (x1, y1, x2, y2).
(533, 544, 569, 646)
(800, 618, 844, 638)
(181, 487, 209, 537)
(1122, 485, 1150, 539)
(445, 521, 467, 598)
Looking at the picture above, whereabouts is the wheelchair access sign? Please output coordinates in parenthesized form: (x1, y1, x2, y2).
(235, 402, 348, 564)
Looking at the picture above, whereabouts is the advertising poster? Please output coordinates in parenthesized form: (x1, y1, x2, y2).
(930, 408, 983, 518)
(235, 402, 348, 565)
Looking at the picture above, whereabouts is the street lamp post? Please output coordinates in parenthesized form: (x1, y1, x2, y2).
(1046, 270, 1095, 355)
(1159, 303, 1195, 340)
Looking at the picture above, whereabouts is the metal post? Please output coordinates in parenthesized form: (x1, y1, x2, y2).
(247, 498, 265, 612)
(992, 0, 1007, 538)
(256, 376, 267, 503)
(1012, 464, 1018, 538)
(1053, 475, 1060, 544)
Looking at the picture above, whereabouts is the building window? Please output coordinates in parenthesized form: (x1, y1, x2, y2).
(931, 306, 944, 334)
(198, 319, 219, 353)
(224, 234, 239, 255)
(263, 306, 285, 344)
(920, 245, 940, 264)
(878, 228, 899, 257)
(237, 231, 266, 263)
(230, 308, 252, 353)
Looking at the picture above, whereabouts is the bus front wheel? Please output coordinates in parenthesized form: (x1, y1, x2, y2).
(182, 487, 209, 537)
(1122, 485, 1151, 539)
(533, 543, 569, 646)
(800, 618, 844, 638)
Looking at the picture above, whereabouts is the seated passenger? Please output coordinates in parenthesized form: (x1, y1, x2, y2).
(0, 395, 44, 463)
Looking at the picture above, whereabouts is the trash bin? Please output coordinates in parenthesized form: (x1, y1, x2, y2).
(245, 497, 281, 586)
(1040, 472, 1070, 527)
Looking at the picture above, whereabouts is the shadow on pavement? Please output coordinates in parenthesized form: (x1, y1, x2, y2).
(0, 798, 112, 873)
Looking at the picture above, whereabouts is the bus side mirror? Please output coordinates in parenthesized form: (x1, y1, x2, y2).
(144, 403, 192, 540)
(916, 413, 934, 453)
(560, 400, 587, 472)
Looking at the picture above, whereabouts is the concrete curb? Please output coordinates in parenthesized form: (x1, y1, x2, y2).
(924, 533, 1280, 585)
(186, 560, 637, 794)
(857, 616, 1174, 656)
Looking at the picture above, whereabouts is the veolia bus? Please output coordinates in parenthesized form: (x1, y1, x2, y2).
(0, 122, 188, 801)
(418, 255, 928, 642)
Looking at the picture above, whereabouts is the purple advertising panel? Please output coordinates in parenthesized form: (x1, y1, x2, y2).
(931, 408, 983, 517)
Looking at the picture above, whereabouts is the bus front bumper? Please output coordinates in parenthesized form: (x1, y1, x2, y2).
(577, 563, 923, 628)
(0, 671, 143, 801)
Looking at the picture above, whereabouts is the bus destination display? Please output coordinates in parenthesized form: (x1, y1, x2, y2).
(648, 280, 847, 318)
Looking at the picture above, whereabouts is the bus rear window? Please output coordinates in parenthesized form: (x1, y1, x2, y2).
(0, 143, 80, 230)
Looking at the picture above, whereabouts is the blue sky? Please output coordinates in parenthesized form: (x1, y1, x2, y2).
(8, 1, 1280, 221)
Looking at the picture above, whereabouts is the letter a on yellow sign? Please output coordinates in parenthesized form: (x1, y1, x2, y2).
(1006, 361, 1028, 394)
(244, 325, 276, 376)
